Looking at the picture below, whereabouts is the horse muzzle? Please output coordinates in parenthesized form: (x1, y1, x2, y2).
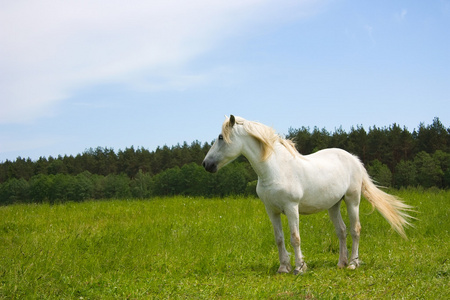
(202, 159, 218, 173)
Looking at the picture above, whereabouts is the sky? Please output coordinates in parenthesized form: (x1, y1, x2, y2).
(1, 0, 449, 162)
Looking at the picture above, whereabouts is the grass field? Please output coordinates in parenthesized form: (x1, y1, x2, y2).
(1, 189, 449, 299)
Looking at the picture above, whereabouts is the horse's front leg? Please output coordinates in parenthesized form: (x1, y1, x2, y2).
(266, 209, 291, 273)
(285, 207, 307, 275)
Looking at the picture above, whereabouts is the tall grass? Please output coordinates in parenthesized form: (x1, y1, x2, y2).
(1, 190, 449, 299)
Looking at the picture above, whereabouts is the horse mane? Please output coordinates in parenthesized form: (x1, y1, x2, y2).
(222, 116, 299, 161)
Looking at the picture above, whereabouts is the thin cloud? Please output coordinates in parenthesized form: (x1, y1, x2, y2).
(364, 24, 375, 45)
(0, 0, 324, 124)
(395, 8, 408, 22)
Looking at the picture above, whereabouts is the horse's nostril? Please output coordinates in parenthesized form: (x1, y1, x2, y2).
(202, 160, 217, 173)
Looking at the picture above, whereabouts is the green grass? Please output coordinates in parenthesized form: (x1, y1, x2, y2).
(1, 190, 449, 299)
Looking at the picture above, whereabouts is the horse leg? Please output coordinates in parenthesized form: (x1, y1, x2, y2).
(285, 207, 307, 275)
(328, 200, 348, 268)
(345, 193, 362, 269)
(266, 209, 291, 273)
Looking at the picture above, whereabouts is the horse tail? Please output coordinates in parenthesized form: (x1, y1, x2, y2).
(361, 170, 414, 239)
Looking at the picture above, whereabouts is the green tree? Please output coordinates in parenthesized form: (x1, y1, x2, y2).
(9, 157, 35, 180)
(414, 151, 443, 188)
(34, 157, 49, 176)
(103, 174, 131, 199)
(179, 163, 212, 196)
(29, 174, 53, 202)
(78, 150, 97, 175)
(367, 127, 391, 167)
(91, 174, 106, 199)
(215, 163, 248, 196)
(134, 147, 154, 175)
(49, 174, 71, 203)
(245, 180, 258, 197)
(48, 158, 66, 175)
(152, 167, 182, 196)
(394, 160, 417, 188)
(389, 124, 415, 165)
(130, 169, 153, 198)
(288, 127, 313, 154)
(62, 155, 82, 175)
(311, 127, 330, 152)
(72, 171, 95, 201)
(347, 126, 368, 164)
(432, 150, 450, 188)
(189, 140, 209, 165)
(118, 147, 139, 177)
(0, 178, 29, 204)
(416, 117, 449, 154)
(367, 160, 392, 187)
(330, 127, 348, 150)
(95, 147, 118, 176)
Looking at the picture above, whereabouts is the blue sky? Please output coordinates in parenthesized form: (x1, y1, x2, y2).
(1, 0, 449, 162)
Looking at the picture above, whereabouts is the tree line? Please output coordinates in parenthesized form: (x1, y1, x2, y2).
(0, 117, 449, 204)
(286, 117, 450, 189)
(0, 163, 257, 205)
(0, 141, 210, 182)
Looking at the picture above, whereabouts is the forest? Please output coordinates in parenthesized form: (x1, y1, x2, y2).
(1, 117, 449, 204)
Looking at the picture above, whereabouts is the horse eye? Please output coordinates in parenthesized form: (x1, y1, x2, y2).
(218, 134, 223, 140)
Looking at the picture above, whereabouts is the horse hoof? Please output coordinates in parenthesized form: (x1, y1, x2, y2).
(347, 261, 359, 270)
(293, 262, 307, 275)
(293, 269, 303, 275)
(277, 265, 291, 274)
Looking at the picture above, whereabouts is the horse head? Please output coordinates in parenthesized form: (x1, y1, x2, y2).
(202, 115, 244, 173)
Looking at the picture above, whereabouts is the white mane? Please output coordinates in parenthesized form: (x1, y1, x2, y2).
(221, 116, 298, 161)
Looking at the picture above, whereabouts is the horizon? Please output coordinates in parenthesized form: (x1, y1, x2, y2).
(1, 115, 445, 163)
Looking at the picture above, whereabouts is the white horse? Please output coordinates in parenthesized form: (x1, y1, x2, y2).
(202, 115, 412, 275)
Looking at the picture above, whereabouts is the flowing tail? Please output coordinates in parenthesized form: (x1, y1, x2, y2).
(362, 171, 414, 239)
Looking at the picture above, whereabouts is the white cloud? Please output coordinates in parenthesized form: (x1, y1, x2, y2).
(395, 8, 407, 22)
(0, 0, 324, 124)
(401, 8, 408, 19)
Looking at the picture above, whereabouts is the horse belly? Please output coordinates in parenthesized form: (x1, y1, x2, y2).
(295, 153, 356, 214)
(297, 192, 342, 215)
(258, 182, 337, 215)
(295, 172, 349, 214)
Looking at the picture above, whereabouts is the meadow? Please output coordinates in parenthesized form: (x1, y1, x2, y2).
(1, 189, 448, 299)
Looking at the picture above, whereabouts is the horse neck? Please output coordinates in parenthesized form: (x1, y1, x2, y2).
(241, 138, 286, 182)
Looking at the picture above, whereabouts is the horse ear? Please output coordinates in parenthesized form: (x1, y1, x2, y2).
(229, 115, 236, 127)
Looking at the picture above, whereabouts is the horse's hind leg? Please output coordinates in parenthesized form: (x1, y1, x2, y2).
(328, 200, 348, 268)
(345, 192, 362, 269)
